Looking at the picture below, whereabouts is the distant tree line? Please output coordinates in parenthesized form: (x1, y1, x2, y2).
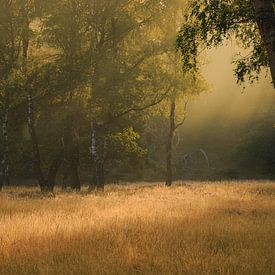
(0, 0, 274, 193)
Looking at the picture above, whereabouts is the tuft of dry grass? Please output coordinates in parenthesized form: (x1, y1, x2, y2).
(0, 181, 274, 275)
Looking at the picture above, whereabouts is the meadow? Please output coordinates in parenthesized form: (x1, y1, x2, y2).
(0, 181, 274, 275)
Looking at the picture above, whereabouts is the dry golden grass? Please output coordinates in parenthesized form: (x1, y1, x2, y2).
(0, 181, 274, 275)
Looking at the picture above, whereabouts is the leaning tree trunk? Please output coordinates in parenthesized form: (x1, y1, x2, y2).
(252, 0, 275, 87)
(166, 101, 176, 187)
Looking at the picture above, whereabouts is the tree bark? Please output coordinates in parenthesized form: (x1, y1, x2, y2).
(89, 122, 105, 192)
(21, 5, 48, 192)
(0, 116, 5, 190)
(70, 145, 80, 191)
(252, 0, 275, 87)
(3, 106, 9, 186)
(27, 94, 47, 191)
(0, 91, 10, 190)
(166, 101, 176, 187)
(0, 162, 4, 191)
(62, 146, 80, 191)
(0, 103, 10, 188)
(62, 122, 81, 191)
(46, 151, 63, 192)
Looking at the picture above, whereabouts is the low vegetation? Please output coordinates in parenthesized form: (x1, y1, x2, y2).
(0, 181, 274, 274)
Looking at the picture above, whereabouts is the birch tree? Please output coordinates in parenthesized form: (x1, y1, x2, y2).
(177, 0, 275, 87)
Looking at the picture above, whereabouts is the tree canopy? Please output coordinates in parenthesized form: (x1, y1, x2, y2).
(177, 0, 275, 86)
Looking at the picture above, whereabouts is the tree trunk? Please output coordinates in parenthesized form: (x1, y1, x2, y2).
(69, 145, 80, 191)
(27, 94, 46, 191)
(0, 121, 4, 190)
(62, 146, 80, 191)
(88, 160, 97, 192)
(0, 162, 4, 191)
(1, 103, 10, 188)
(166, 101, 176, 187)
(62, 166, 69, 191)
(62, 122, 81, 191)
(0, 103, 10, 190)
(22, 6, 48, 192)
(3, 106, 9, 186)
(89, 122, 105, 192)
(252, 0, 275, 87)
(46, 151, 63, 192)
(96, 158, 105, 191)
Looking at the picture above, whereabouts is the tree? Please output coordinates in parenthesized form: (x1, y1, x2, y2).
(162, 63, 204, 186)
(0, 0, 23, 189)
(0, 0, 208, 191)
(84, 0, 170, 191)
(177, 0, 275, 87)
(154, 0, 206, 186)
(252, 0, 275, 86)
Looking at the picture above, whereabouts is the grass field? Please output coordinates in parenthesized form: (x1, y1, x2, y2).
(0, 181, 274, 275)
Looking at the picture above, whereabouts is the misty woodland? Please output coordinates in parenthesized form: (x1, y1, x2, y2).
(0, 1, 275, 274)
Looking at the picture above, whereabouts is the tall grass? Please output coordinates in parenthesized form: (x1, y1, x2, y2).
(0, 181, 274, 274)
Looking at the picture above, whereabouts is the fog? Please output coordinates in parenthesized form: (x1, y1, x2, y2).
(178, 44, 275, 178)
(186, 44, 274, 130)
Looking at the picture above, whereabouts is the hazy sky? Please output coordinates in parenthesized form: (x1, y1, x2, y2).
(185, 44, 275, 130)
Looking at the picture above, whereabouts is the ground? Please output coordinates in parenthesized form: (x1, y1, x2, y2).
(0, 181, 274, 275)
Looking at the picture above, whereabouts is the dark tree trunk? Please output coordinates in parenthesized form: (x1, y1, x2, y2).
(89, 122, 106, 192)
(62, 147, 80, 191)
(252, 0, 275, 87)
(70, 145, 80, 191)
(0, 124, 4, 190)
(22, 6, 48, 192)
(27, 94, 46, 191)
(46, 151, 64, 192)
(88, 163, 97, 192)
(3, 107, 9, 186)
(1, 104, 10, 188)
(0, 163, 4, 191)
(95, 158, 105, 191)
(62, 122, 81, 191)
(166, 101, 176, 187)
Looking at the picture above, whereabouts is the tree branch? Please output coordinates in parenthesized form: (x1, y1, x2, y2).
(106, 85, 171, 124)
(175, 99, 189, 130)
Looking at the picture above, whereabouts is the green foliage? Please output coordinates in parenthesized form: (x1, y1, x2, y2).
(177, 0, 269, 84)
(110, 127, 147, 159)
(0, 0, 206, 182)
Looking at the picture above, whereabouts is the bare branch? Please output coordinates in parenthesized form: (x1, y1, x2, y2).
(175, 98, 189, 130)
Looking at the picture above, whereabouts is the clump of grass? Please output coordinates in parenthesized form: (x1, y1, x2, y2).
(0, 181, 274, 274)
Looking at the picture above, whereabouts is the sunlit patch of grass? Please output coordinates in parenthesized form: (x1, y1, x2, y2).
(0, 181, 274, 274)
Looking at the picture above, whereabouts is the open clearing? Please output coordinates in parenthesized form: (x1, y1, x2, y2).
(0, 181, 274, 275)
